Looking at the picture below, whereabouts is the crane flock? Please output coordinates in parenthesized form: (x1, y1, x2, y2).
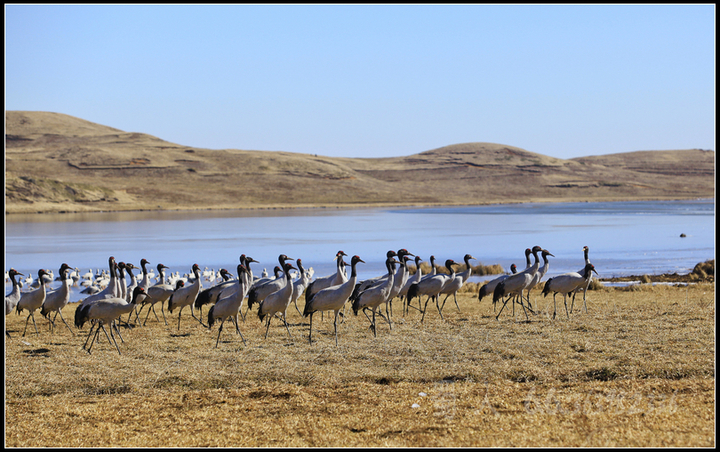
(5, 245, 597, 352)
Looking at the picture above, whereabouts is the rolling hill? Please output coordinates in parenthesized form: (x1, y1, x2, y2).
(5, 111, 715, 214)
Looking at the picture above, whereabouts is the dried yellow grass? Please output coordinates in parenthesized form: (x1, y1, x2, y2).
(5, 283, 715, 447)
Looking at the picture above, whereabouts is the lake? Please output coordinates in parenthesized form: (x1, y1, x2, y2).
(5, 199, 715, 303)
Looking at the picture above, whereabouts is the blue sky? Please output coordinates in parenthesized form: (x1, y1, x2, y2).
(5, 4, 715, 159)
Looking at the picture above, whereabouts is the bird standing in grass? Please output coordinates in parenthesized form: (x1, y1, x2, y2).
(207, 264, 250, 347)
(5, 268, 24, 337)
(493, 246, 545, 321)
(439, 254, 476, 315)
(352, 256, 400, 336)
(304, 255, 364, 346)
(478, 263, 517, 310)
(41, 263, 75, 335)
(407, 259, 458, 323)
(76, 286, 150, 355)
(258, 262, 297, 340)
(167, 263, 205, 330)
(542, 263, 598, 319)
(571, 246, 593, 313)
(17, 269, 51, 337)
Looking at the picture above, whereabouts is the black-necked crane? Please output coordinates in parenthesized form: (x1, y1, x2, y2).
(142, 264, 176, 326)
(138, 258, 152, 291)
(542, 263, 598, 319)
(195, 265, 241, 321)
(571, 245, 593, 313)
(16, 269, 50, 337)
(304, 250, 349, 304)
(352, 256, 400, 336)
(5, 269, 24, 337)
(523, 249, 554, 312)
(290, 258, 311, 316)
(407, 259, 458, 323)
(207, 264, 250, 348)
(76, 286, 150, 355)
(257, 262, 297, 340)
(385, 249, 414, 321)
(404, 254, 436, 315)
(478, 263, 517, 310)
(493, 246, 545, 321)
(304, 255, 364, 346)
(439, 254, 476, 315)
(247, 254, 294, 311)
(399, 255, 423, 315)
(40, 263, 75, 335)
(167, 263, 205, 330)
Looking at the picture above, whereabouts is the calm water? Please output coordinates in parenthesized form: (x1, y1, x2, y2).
(5, 199, 715, 303)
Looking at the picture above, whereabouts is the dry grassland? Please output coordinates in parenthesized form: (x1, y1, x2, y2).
(5, 283, 715, 447)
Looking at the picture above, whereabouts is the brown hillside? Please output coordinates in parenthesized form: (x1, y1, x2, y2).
(4, 111, 715, 214)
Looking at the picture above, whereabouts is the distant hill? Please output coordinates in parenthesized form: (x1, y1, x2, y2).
(5, 111, 715, 214)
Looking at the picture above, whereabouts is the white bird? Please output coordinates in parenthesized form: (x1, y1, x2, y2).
(304, 255, 364, 346)
(257, 262, 297, 340)
(493, 246, 545, 321)
(167, 263, 204, 330)
(207, 264, 251, 348)
(16, 269, 50, 336)
(247, 254, 294, 311)
(75, 286, 150, 354)
(477, 264, 518, 308)
(542, 263, 599, 319)
(40, 263, 75, 335)
(303, 250, 349, 304)
(407, 259, 458, 323)
(439, 254, 476, 314)
(571, 245, 593, 313)
(351, 256, 400, 336)
(5, 268, 24, 337)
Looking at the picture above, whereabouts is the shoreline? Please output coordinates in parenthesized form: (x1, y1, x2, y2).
(5, 196, 714, 217)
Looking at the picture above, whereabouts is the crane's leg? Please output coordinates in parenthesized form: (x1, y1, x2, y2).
(150, 304, 161, 323)
(155, 301, 167, 325)
(233, 316, 247, 346)
(23, 312, 39, 337)
(553, 293, 558, 320)
(83, 322, 98, 350)
(46, 313, 57, 333)
(333, 311, 339, 347)
(563, 293, 570, 319)
(496, 296, 510, 320)
(106, 324, 122, 355)
(177, 306, 184, 331)
(421, 296, 431, 323)
(293, 298, 302, 316)
(264, 316, 272, 339)
(190, 305, 206, 328)
(435, 296, 445, 320)
(215, 318, 225, 348)
(55, 309, 75, 335)
(371, 308, 377, 337)
(570, 291, 576, 314)
(281, 314, 293, 340)
(308, 312, 314, 344)
(86, 324, 103, 354)
(143, 303, 154, 326)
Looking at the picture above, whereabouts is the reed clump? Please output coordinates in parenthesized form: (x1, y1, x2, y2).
(5, 283, 714, 447)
